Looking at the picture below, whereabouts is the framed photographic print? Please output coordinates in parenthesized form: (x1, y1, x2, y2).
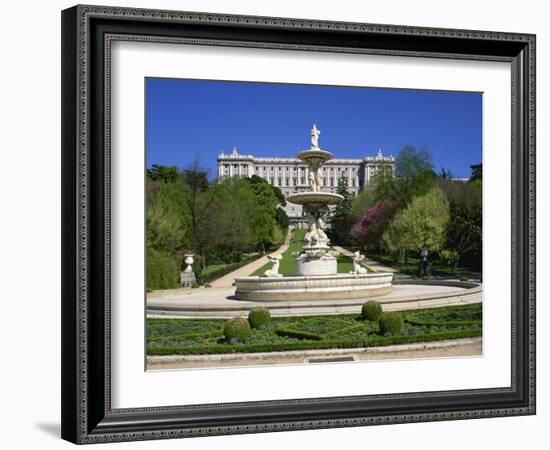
(61, 4, 536, 444)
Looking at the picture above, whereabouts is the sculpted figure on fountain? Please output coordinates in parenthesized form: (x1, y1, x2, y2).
(350, 251, 368, 275)
(310, 123, 321, 149)
(263, 254, 283, 278)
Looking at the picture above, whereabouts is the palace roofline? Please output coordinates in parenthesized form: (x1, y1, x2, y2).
(218, 148, 395, 163)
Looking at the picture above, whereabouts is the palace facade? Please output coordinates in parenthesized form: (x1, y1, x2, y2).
(217, 146, 395, 227)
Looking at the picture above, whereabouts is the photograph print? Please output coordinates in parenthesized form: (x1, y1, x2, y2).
(145, 78, 483, 370)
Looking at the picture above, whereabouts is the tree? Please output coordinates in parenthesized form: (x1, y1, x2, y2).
(351, 200, 398, 250)
(210, 177, 257, 259)
(147, 164, 180, 183)
(445, 201, 482, 272)
(438, 167, 455, 180)
(437, 175, 482, 272)
(147, 177, 191, 256)
(182, 162, 220, 270)
(383, 187, 450, 260)
(248, 175, 286, 206)
(373, 145, 436, 207)
(327, 176, 354, 246)
(469, 163, 482, 182)
(245, 177, 280, 252)
(350, 186, 376, 219)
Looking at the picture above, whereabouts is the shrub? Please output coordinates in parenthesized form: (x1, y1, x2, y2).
(146, 247, 180, 290)
(379, 312, 403, 336)
(223, 317, 251, 343)
(361, 301, 383, 321)
(248, 307, 271, 329)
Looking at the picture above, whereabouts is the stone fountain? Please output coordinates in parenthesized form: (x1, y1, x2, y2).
(234, 125, 393, 302)
(287, 124, 344, 276)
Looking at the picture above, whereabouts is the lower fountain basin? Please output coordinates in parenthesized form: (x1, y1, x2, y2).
(234, 273, 393, 302)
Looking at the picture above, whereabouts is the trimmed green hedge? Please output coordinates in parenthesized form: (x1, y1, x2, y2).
(147, 304, 483, 356)
(147, 328, 481, 356)
(364, 328, 481, 347)
(147, 329, 223, 343)
(405, 318, 482, 328)
(275, 327, 323, 341)
(322, 323, 367, 339)
(199, 254, 261, 285)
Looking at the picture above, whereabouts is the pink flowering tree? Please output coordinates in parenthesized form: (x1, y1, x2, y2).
(352, 200, 398, 250)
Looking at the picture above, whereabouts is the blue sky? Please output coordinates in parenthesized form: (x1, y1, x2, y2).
(146, 78, 482, 178)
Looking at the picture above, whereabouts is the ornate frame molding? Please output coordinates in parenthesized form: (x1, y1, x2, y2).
(61, 5, 536, 444)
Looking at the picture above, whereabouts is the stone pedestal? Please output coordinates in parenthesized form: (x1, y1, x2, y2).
(295, 254, 337, 276)
(180, 271, 196, 287)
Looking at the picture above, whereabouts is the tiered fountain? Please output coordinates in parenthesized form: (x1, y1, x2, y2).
(287, 124, 344, 276)
(234, 125, 393, 302)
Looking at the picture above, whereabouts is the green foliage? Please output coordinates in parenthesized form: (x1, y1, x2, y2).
(223, 317, 251, 342)
(351, 187, 376, 219)
(438, 177, 482, 271)
(246, 178, 280, 250)
(275, 327, 323, 341)
(275, 207, 290, 234)
(379, 312, 403, 336)
(146, 164, 290, 284)
(469, 163, 482, 182)
(383, 187, 450, 255)
(147, 177, 192, 257)
(146, 247, 180, 290)
(248, 307, 271, 329)
(440, 249, 460, 273)
(198, 255, 261, 285)
(361, 301, 383, 321)
(147, 164, 180, 183)
(147, 304, 482, 355)
(372, 145, 436, 207)
(327, 176, 355, 246)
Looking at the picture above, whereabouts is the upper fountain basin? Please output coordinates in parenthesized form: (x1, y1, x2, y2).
(296, 149, 333, 165)
(287, 191, 344, 205)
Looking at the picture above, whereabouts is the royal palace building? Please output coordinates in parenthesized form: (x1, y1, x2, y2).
(217, 145, 396, 227)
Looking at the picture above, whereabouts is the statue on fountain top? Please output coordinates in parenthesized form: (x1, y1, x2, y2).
(310, 123, 321, 149)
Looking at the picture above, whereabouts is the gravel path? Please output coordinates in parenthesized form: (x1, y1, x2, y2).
(209, 230, 292, 288)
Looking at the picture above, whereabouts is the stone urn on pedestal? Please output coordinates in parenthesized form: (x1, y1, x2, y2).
(180, 254, 197, 287)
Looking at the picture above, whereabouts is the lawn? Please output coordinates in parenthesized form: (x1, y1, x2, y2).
(251, 229, 357, 276)
(147, 303, 482, 355)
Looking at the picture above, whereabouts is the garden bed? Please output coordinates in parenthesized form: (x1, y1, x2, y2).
(147, 303, 482, 356)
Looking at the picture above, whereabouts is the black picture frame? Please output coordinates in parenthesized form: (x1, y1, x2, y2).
(61, 4, 536, 444)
